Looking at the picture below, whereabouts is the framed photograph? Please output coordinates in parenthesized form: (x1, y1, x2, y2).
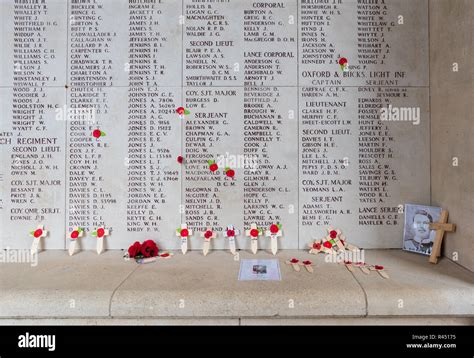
(403, 204, 442, 256)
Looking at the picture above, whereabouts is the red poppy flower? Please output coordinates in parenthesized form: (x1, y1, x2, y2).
(226, 169, 235, 178)
(303, 260, 312, 265)
(204, 230, 213, 239)
(313, 242, 321, 250)
(70, 230, 79, 239)
(338, 57, 348, 66)
(33, 229, 43, 238)
(180, 228, 189, 237)
(128, 241, 141, 258)
(375, 265, 384, 270)
(323, 241, 332, 249)
(226, 229, 235, 237)
(140, 240, 159, 258)
(177, 156, 183, 164)
(329, 230, 338, 239)
(176, 107, 185, 115)
(269, 224, 279, 234)
(97, 228, 105, 238)
(92, 129, 101, 138)
(210, 163, 218, 172)
(290, 258, 299, 264)
(250, 229, 259, 237)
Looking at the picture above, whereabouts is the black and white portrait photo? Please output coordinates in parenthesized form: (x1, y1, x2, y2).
(403, 204, 442, 256)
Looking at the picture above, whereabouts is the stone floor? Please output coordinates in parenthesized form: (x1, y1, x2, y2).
(0, 249, 472, 325)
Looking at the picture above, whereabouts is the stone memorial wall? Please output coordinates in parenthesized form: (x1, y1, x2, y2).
(0, 0, 429, 250)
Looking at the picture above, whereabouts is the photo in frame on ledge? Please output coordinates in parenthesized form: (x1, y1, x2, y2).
(403, 204, 442, 256)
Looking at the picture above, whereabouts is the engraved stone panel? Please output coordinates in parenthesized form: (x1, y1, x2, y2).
(0, 0, 430, 250)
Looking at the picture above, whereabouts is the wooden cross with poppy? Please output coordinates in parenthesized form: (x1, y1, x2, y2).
(299, 260, 314, 273)
(68, 227, 84, 256)
(325, 227, 345, 251)
(92, 226, 109, 255)
(308, 239, 323, 255)
(353, 261, 370, 275)
(368, 264, 389, 279)
(176, 224, 192, 255)
(30, 225, 48, 255)
(200, 227, 217, 256)
(245, 223, 262, 254)
(265, 223, 282, 255)
(342, 260, 355, 273)
(286, 258, 301, 272)
(224, 225, 240, 255)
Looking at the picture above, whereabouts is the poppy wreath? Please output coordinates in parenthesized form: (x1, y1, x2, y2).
(127, 240, 159, 260)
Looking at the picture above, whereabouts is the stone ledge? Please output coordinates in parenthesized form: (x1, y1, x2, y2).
(352, 250, 474, 316)
(0, 317, 472, 326)
(0, 250, 472, 320)
(0, 251, 136, 318)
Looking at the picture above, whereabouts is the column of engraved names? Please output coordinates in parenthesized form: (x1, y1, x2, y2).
(126, 0, 182, 237)
(298, 0, 355, 245)
(0, 0, 67, 248)
(242, 0, 298, 248)
(66, 0, 126, 243)
(182, 0, 244, 246)
(355, 0, 402, 229)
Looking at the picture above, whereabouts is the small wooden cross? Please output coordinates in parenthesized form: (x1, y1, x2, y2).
(353, 261, 370, 275)
(68, 227, 84, 256)
(299, 260, 314, 273)
(308, 239, 323, 255)
(286, 258, 301, 272)
(224, 225, 240, 255)
(342, 260, 355, 272)
(326, 227, 345, 251)
(176, 224, 192, 255)
(93, 226, 110, 255)
(369, 265, 390, 279)
(200, 227, 217, 256)
(429, 209, 456, 264)
(265, 223, 282, 255)
(30, 225, 48, 255)
(245, 223, 262, 254)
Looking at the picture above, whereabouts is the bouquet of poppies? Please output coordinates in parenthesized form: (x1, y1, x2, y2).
(127, 240, 159, 261)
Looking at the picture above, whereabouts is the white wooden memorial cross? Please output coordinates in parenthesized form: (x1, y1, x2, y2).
(30, 225, 47, 255)
(265, 223, 282, 255)
(176, 224, 192, 255)
(245, 223, 262, 254)
(68, 227, 84, 256)
(93, 226, 110, 255)
(201, 227, 216, 256)
(224, 225, 240, 255)
(429, 210, 456, 264)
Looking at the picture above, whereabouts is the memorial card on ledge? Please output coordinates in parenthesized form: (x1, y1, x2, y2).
(238, 259, 281, 281)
